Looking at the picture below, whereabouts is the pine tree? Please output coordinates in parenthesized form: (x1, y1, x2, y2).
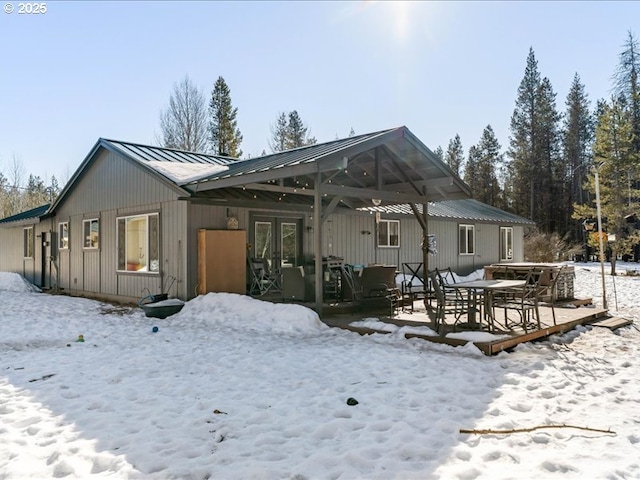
(269, 113, 289, 153)
(573, 96, 640, 275)
(24, 174, 48, 209)
(0, 172, 9, 219)
(208, 76, 243, 158)
(444, 134, 464, 175)
(432, 146, 444, 161)
(473, 125, 503, 207)
(287, 111, 316, 148)
(269, 111, 317, 152)
(563, 73, 594, 243)
(507, 48, 563, 233)
(536, 77, 564, 233)
(463, 146, 481, 198)
(613, 30, 640, 154)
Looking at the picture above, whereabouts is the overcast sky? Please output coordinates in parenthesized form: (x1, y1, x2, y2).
(1, 1, 638, 184)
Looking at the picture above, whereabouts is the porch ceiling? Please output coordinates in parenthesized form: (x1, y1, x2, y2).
(186, 126, 471, 209)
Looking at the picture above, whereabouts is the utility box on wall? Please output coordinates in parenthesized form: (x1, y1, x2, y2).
(197, 229, 247, 295)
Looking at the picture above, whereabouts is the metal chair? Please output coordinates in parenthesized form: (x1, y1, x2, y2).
(248, 257, 280, 296)
(428, 270, 468, 333)
(533, 265, 566, 326)
(491, 270, 541, 333)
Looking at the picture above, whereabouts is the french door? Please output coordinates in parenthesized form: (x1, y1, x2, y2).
(251, 215, 303, 273)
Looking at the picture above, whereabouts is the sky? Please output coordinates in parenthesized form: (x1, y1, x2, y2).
(0, 263, 639, 479)
(1, 1, 639, 186)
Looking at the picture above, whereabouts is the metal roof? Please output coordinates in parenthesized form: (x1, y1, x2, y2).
(101, 139, 234, 166)
(0, 204, 50, 226)
(47, 126, 473, 215)
(186, 126, 472, 205)
(361, 199, 535, 225)
(185, 127, 399, 184)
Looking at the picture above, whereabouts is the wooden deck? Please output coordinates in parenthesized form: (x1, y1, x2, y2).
(320, 299, 616, 356)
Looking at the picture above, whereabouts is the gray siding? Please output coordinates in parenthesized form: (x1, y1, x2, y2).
(0, 223, 38, 285)
(183, 204, 526, 287)
(319, 212, 525, 275)
(50, 148, 187, 301)
(1, 142, 526, 302)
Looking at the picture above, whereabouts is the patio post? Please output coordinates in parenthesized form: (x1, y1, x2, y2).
(314, 171, 323, 315)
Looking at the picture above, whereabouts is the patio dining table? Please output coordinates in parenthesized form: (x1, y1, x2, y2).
(450, 279, 527, 330)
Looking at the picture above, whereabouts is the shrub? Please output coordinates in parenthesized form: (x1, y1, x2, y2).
(524, 229, 581, 263)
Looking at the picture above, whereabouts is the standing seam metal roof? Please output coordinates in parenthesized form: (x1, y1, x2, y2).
(360, 199, 534, 224)
(185, 127, 400, 183)
(102, 139, 234, 166)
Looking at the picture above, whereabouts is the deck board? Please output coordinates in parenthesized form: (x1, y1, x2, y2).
(589, 316, 633, 330)
(321, 300, 611, 356)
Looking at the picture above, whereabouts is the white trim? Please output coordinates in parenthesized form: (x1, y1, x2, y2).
(500, 226, 514, 261)
(83, 218, 99, 249)
(116, 213, 159, 274)
(23, 226, 34, 259)
(458, 224, 475, 255)
(58, 222, 69, 250)
(377, 218, 400, 248)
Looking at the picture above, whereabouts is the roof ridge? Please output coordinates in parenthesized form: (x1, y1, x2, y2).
(100, 138, 238, 161)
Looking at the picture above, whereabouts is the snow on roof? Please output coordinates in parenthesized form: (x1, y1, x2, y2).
(145, 160, 229, 185)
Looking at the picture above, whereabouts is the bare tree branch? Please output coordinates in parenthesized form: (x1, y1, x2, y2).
(159, 75, 209, 152)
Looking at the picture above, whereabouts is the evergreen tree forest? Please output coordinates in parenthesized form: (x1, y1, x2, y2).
(0, 158, 61, 219)
(449, 31, 640, 266)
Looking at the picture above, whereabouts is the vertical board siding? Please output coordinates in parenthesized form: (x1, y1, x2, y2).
(161, 201, 188, 299)
(50, 148, 185, 300)
(0, 227, 25, 274)
(319, 212, 524, 276)
(0, 140, 528, 301)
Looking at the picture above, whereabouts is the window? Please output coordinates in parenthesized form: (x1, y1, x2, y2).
(23, 227, 34, 258)
(117, 213, 159, 273)
(280, 222, 297, 267)
(59, 222, 69, 250)
(500, 227, 514, 261)
(459, 224, 475, 255)
(378, 219, 400, 247)
(83, 219, 99, 249)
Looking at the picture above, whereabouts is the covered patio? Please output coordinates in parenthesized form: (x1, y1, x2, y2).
(186, 126, 471, 315)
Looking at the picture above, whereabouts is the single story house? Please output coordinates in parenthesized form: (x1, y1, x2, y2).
(0, 126, 534, 312)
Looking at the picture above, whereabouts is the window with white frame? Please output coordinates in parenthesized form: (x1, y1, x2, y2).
(500, 226, 513, 261)
(377, 219, 400, 248)
(23, 227, 34, 258)
(117, 213, 159, 273)
(83, 218, 99, 249)
(59, 222, 69, 250)
(458, 224, 475, 255)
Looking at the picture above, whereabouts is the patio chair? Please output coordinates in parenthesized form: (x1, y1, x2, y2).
(533, 265, 566, 326)
(434, 267, 462, 303)
(490, 270, 541, 333)
(248, 257, 280, 296)
(359, 265, 401, 317)
(400, 263, 431, 312)
(428, 270, 468, 333)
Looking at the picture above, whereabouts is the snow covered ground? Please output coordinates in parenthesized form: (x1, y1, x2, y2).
(0, 262, 638, 479)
